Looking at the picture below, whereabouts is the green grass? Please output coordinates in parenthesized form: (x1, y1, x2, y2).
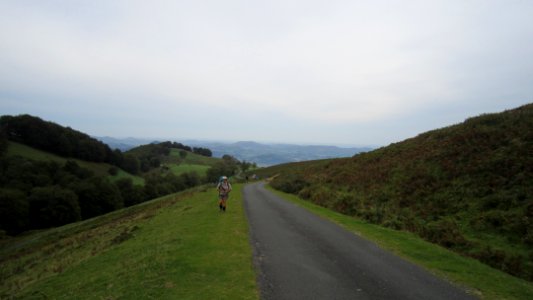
(110, 169, 145, 185)
(6, 141, 66, 162)
(6, 141, 145, 185)
(266, 185, 533, 300)
(1, 185, 258, 299)
(167, 149, 220, 166)
(165, 163, 211, 177)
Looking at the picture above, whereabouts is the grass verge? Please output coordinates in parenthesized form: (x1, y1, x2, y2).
(1, 184, 257, 299)
(266, 185, 533, 300)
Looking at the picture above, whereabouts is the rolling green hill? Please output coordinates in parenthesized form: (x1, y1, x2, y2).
(0, 115, 235, 241)
(162, 149, 220, 177)
(124, 142, 220, 177)
(0, 185, 258, 299)
(166, 148, 220, 166)
(6, 141, 144, 185)
(266, 103, 533, 281)
(0, 114, 119, 165)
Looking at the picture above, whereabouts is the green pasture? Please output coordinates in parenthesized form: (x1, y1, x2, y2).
(167, 148, 220, 166)
(165, 163, 211, 177)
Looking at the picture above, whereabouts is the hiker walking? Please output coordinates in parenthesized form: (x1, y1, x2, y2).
(217, 176, 232, 212)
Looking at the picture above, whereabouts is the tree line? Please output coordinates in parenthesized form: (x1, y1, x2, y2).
(0, 115, 213, 175)
(121, 142, 213, 175)
(0, 114, 252, 236)
(1, 115, 119, 164)
(0, 154, 202, 235)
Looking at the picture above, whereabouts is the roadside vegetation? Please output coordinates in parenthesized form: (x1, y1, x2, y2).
(0, 185, 258, 299)
(260, 103, 533, 282)
(268, 186, 533, 300)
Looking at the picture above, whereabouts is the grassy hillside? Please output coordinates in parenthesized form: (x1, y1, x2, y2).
(166, 148, 220, 166)
(0, 114, 118, 165)
(161, 149, 220, 177)
(165, 163, 211, 177)
(267, 103, 533, 281)
(125, 143, 220, 178)
(6, 141, 144, 185)
(0, 185, 257, 299)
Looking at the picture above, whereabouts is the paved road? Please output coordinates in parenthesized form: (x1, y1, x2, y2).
(243, 182, 476, 300)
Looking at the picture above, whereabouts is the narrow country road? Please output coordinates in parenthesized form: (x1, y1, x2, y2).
(243, 182, 476, 300)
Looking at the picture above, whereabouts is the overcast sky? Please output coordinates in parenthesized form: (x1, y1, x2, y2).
(1, 0, 532, 146)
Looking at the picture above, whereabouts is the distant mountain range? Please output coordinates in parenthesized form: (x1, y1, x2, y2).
(94, 136, 157, 151)
(95, 137, 372, 166)
(185, 141, 372, 166)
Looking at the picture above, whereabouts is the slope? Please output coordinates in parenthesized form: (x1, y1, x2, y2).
(0, 185, 257, 299)
(125, 143, 220, 178)
(267, 103, 533, 281)
(162, 148, 220, 177)
(6, 141, 144, 185)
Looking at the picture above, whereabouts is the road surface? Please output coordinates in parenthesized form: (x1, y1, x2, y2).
(243, 182, 475, 300)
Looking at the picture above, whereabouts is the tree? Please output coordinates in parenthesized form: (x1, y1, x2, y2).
(111, 149, 124, 166)
(115, 178, 145, 207)
(222, 154, 239, 164)
(172, 142, 191, 152)
(0, 189, 29, 234)
(63, 160, 93, 179)
(122, 154, 140, 174)
(193, 147, 213, 157)
(73, 178, 123, 219)
(240, 160, 254, 172)
(0, 128, 7, 156)
(28, 186, 81, 228)
(0, 114, 117, 164)
(181, 172, 200, 187)
(108, 166, 119, 176)
(206, 161, 238, 183)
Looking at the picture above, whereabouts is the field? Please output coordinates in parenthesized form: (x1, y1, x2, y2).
(6, 142, 145, 185)
(165, 163, 211, 177)
(0, 184, 257, 299)
(166, 148, 221, 166)
(267, 186, 533, 300)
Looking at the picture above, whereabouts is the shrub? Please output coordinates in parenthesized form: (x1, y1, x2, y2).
(0, 189, 29, 234)
(333, 193, 359, 216)
(309, 186, 335, 207)
(115, 178, 145, 207)
(206, 161, 238, 183)
(72, 178, 123, 219)
(108, 166, 119, 176)
(382, 216, 403, 230)
(470, 246, 530, 279)
(270, 174, 308, 194)
(421, 218, 469, 249)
